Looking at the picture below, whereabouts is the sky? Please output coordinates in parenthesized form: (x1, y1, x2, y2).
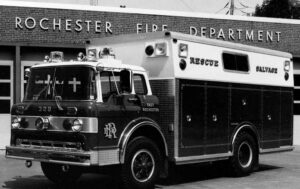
(11, 0, 265, 15)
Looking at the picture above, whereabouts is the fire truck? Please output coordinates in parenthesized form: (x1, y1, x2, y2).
(6, 31, 293, 189)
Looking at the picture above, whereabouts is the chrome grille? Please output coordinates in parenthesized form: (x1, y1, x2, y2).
(16, 139, 82, 152)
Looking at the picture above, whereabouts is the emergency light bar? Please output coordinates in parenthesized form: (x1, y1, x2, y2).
(44, 51, 64, 63)
(145, 42, 168, 57)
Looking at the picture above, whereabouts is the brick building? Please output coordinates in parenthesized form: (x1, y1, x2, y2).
(0, 1, 300, 147)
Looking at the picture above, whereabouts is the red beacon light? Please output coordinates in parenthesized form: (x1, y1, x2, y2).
(99, 47, 115, 59)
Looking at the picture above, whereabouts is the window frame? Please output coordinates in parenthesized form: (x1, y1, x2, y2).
(133, 73, 148, 95)
(23, 65, 98, 102)
(222, 51, 250, 74)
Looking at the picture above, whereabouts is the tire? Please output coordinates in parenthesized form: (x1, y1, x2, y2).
(121, 136, 161, 189)
(230, 132, 258, 176)
(41, 162, 82, 185)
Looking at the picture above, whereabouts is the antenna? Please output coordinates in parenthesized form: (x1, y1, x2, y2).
(90, 0, 98, 6)
(229, 0, 235, 15)
(218, 0, 253, 15)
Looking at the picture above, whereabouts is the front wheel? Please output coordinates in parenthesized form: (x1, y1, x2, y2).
(230, 132, 258, 176)
(121, 137, 161, 189)
(41, 162, 82, 185)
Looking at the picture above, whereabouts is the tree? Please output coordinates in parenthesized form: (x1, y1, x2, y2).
(254, 0, 300, 19)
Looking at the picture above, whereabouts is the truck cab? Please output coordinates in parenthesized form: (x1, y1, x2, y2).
(6, 49, 165, 189)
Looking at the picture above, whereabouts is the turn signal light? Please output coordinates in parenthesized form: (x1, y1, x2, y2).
(72, 119, 83, 132)
(12, 117, 21, 129)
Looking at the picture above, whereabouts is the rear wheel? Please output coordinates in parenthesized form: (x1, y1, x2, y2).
(41, 162, 82, 185)
(121, 137, 161, 189)
(230, 132, 258, 176)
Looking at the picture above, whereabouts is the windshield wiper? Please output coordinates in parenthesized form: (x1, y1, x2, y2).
(52, 69, 64, 111)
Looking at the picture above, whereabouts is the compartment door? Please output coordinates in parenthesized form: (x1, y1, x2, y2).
(206, 86, 229, 154)
(280, 90, 293, 146)
(262, 91, 281, 148)
(179, 83, 205, 157)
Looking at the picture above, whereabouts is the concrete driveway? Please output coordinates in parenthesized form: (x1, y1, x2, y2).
(1, 147, 300, 189)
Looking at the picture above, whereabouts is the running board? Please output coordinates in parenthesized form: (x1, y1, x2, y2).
(175, 152, 233, 165)
(260, 146, 294, 154)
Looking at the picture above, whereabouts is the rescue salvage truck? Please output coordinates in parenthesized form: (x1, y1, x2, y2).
(6, 31, 294, 189)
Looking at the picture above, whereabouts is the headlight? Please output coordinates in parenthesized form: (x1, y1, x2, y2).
(12, 117, 21, 129)
(35, 117, 49, 130)
(72, 119, 83, 132)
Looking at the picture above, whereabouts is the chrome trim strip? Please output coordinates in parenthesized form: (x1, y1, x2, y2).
(6, 146, 121, 166)
(119, 119, 168, 164)
(175, 152, 233, 165)
(231, 124, 260, 152)
(11, 116, 98, 133)
(260, 146, 294, 154)
(6, 146, 89, 156)
(5, 155, 91, 166)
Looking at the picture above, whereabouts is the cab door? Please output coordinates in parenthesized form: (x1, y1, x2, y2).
(96, 70, 142, 148)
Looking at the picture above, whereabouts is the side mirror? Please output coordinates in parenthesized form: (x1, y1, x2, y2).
(120, 69, 132, 94)
(25, 68, 31, 79)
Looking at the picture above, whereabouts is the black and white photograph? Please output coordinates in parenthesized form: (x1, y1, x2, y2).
(0, 0, 300, 188)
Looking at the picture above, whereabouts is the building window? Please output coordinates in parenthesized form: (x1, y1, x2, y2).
(0, 63, 13, 114)
(222, 52, 249, 72)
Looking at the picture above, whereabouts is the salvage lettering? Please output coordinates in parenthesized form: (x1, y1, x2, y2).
(256, 66, 278, 74)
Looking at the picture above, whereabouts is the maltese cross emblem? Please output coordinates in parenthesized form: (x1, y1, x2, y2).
(104, 123, 117, 139)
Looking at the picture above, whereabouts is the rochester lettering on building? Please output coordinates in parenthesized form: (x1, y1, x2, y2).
(15, 16, 113, 34)
(14, 16, 282, 43)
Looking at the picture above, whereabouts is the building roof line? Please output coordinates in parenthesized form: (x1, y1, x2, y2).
(1, 0, 300, 25)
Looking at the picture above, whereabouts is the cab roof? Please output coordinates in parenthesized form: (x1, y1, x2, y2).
(31, 58, 146, 72)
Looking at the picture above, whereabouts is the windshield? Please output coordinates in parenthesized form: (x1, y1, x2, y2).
(24, 66, 97, 101)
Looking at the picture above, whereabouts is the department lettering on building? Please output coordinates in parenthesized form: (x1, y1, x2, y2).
(15, 16, 281, 42)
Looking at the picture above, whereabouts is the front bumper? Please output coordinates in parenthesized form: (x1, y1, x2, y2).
(6, 146, 120, 166)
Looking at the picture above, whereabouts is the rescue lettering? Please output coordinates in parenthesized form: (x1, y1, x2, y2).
(256, 66, 278, 74)
(190, 57, 219, 67)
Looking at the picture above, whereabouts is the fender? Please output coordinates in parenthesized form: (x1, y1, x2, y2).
(231, 122, 260, 153)
(118, 117, 168, 164)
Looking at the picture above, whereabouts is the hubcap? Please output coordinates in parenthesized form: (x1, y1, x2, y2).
(238, 141, 253, 168)
(131, 149, 155, 182)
